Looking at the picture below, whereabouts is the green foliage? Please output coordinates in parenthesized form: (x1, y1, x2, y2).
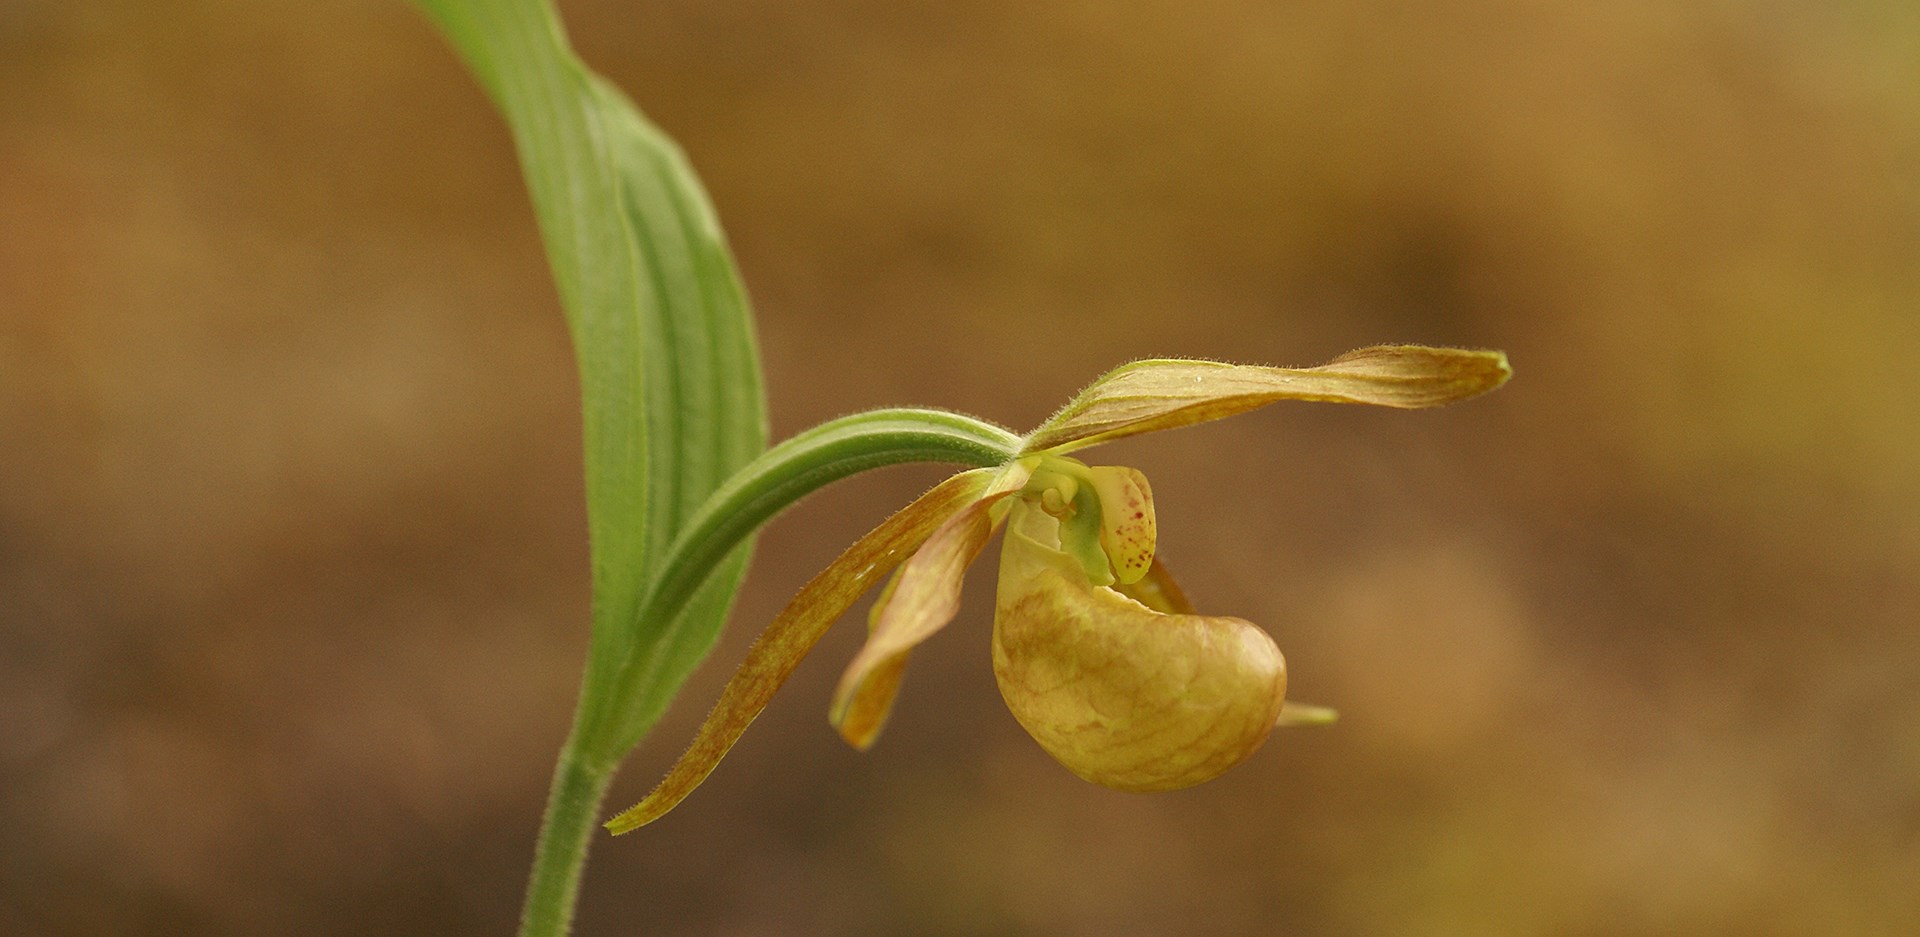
(408, 0, 767, 760)
(408, 2, 1025, 933)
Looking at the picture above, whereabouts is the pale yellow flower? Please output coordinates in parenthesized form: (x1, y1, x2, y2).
(607, 345, 1509, 833)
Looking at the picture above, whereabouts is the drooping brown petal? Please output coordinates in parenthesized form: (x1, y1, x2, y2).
(1023, 345, 1511, 454)
(829, 461, 1036, 749)
(604, 468, 998, 834)
(992, 502, 1288, 792)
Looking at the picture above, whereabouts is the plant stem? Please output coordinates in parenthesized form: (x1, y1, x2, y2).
(519, 738, 615, 937)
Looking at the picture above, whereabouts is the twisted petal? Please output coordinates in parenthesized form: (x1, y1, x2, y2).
(605, 468, 998, 834)
(992, 502, 1287, 792)
(1024, 345, 1511, 454)
(829, 461, 1036, 749)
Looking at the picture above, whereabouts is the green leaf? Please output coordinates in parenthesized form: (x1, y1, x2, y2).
(408, 0, 765, 760)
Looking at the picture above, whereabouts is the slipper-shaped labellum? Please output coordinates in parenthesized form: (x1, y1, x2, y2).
(993, 494, 1286, 791)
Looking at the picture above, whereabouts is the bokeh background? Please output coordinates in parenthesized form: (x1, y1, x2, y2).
(4, 1, 1918, 934)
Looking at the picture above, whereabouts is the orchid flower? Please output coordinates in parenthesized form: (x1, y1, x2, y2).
(605, 344, 1510, 833)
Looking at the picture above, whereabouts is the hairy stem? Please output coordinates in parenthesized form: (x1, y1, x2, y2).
(519, 738, 615, 937)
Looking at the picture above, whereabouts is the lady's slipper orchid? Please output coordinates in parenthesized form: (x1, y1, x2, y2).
(605, 344, 1509, 833)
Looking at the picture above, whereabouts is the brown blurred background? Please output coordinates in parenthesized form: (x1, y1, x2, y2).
(3, 1, 1917, 934)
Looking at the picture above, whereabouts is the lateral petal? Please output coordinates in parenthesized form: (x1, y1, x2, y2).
(604, 468, 998, 834)
(826, 564, 911, 748)
(828, 461, 1036, 749)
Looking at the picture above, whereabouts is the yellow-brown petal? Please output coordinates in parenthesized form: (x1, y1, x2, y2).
(827, 564, 912, 748)
(828, 460, 1035, 749)
(604, 468, 998, 835)
(1024, 345, 1511, 454)
(991, 502, 1287, 792)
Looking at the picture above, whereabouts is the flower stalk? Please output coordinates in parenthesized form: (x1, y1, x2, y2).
(518, 743, 614, 937)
